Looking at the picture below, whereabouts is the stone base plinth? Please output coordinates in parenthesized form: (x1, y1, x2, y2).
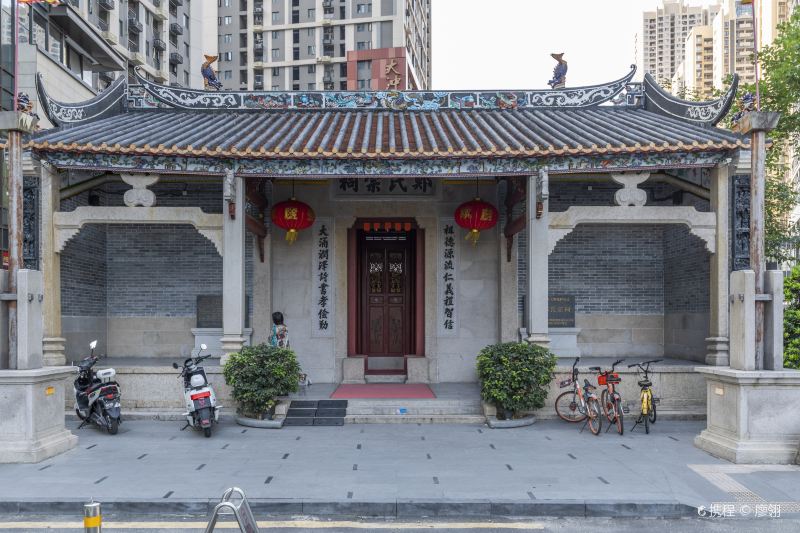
(694, 366, 800, 464)
(42, 337, 67, 366)
(342, 357, 365, 384)
(406, 356, 430, 384)
(0, 367, 78, 463)
(548, 328, 581, 356)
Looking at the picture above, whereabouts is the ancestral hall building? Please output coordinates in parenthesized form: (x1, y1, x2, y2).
(26, 65, 747, 384)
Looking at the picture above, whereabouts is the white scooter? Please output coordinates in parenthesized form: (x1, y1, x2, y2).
(74, 340, 122, 434)
(173, 344, 221, 438)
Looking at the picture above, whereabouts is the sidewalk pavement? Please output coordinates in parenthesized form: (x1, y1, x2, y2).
(1, 419, 798, 519)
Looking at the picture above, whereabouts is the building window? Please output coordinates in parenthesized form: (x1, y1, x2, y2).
(293, 47, 299, 60)
(223, 51, 233, 61)
(272, 67, 280, 76)
(271, 11, 279, 22)
(307, 45, 315, 55)
(307, 82, 315, 90)
(184, 71, 190, 85)
(223, 34, 232, 44)
(272, 30, 280, 39)
(356, 41, 371, 50)
(307, 64, 316, 73)
(223, 16, 232, 25)
(292, 66, 299, 80)
(272, 49, 280, 59)
(307, 8, 315, 18)
(358, 79, 371, 89)
(356, 3, 371, 14)
(307, 28, 314, 36)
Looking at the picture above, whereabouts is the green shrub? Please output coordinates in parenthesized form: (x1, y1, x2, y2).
(784, 265, 800, 369)
(476, 342, 557, 416)
(222, 343, 302, 417)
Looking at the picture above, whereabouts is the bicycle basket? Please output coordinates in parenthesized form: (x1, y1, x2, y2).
(597, 374, 607, 386)
(559, 378, 573, 388)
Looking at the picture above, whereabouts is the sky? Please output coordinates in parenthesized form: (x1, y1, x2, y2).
(429, 0, 720, 89)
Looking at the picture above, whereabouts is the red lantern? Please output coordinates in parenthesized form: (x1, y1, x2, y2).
(271, 198, 315, 244)
(454, 197, 498, 245)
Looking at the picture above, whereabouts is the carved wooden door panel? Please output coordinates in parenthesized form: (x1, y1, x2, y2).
(361, 239, 411, 357)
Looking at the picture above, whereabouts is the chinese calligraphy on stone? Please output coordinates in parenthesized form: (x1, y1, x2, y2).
(312, 218, 335, 337)
(438, 218, 459, 336)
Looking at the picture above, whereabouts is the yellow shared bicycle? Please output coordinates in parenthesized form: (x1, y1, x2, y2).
(628, 359, 661, 434)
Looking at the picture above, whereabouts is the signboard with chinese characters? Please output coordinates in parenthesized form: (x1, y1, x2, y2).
(548, 295, 576, 328)
(311, 218, 335, 337)
(334, 178, 436, 197)
(437, 218, 459, 337)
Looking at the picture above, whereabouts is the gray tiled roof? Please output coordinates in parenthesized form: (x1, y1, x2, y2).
(30, 106, 745, 159)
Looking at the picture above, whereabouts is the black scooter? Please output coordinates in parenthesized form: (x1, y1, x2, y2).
(74, 340, 122, 435)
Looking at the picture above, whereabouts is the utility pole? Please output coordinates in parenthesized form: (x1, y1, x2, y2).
(1, 112, 36, 369)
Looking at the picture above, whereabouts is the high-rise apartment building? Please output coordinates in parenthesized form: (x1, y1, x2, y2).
(215, 0, 431, 92)
(70, 0, 216, 89)
(712, 0, 757, 88)
(672, 24, 715, 99)
(640, 0, 719, 85)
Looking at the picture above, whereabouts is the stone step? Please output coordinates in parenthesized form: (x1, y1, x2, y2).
(345, 400, 483, 416)
(345, 414, 488, 424)
(364, 374, 407, 384)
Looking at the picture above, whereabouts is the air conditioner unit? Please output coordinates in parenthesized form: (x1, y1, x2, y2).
(316, 56, 332, 63)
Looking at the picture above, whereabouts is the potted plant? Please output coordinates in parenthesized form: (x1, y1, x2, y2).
(222, 343, 302, 422)
(476, 342, 557, 420)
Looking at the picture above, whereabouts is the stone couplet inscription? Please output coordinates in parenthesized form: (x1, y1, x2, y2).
(732, 174, 751, 271)
(548, 294, 575, 328)
(311, 218, 335, 337)
(437, 218, 459, 336)
(336, 178, 435, 197)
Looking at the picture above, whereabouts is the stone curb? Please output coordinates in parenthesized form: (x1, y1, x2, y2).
(486, 415, 536, 429)
(0, 498, 697, 518)
(234, 415, 284, 429)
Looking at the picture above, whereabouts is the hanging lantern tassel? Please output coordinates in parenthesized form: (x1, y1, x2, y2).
(271, 197, 315, 245)
(454, 198, 498, 247)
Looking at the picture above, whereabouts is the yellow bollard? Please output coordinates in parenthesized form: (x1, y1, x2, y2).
(84, 501, 101, 532)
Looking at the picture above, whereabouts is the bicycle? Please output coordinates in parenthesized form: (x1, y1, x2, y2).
(627, 359, 662, 434)
(590, 359, 625, 435)
(555, 357, 603, 435)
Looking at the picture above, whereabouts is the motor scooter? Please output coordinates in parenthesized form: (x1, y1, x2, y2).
(74, 340, 122, 435)
(173, 344, 221, 437)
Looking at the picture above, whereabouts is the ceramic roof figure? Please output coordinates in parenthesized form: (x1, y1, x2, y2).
(201, 54, 223, 91)
(548, 53, 568, 89)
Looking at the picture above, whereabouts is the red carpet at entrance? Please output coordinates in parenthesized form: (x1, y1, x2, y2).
(330, 384, 436, 399)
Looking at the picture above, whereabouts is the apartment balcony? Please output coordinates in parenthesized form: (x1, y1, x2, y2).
(153, 38, 166, 51)
(323, 0, 333, 6)
(130, 52, 146, 65)
(254, 82, 264, 90)
(316, 55, 332, 63)
(169, 52, 183, 65)
(169, 22, 183, 35)
(254, 41, 264, 50)
(98, 0, 114, 10)
(128, 14, 143, 34)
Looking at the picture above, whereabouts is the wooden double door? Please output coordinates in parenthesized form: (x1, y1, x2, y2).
(358, 231, 415, 359)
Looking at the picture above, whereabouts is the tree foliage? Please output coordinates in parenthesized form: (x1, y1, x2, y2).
(783, 264, 800, 368)
(736, 11, 800, 262)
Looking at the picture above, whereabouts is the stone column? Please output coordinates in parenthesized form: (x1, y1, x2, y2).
(498, 229, 519, 343)
(40, 163, 66, 366)
(527, 171, 550, 347)
(220, 171, 246, 360)
(251, 234, 272, 345)
(706, 163, 730, 366)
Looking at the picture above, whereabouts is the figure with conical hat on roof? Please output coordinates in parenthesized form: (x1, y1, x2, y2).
(548, 53, 568, 89)
(201, 54, 223, 91)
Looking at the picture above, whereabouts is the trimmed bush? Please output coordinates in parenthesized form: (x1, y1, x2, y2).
(476, 342, 557, 417)
(222, 343, 302, 417)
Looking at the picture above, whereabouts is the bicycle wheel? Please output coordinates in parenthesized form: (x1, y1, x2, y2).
(614, 398, 624, 435)
(556, 391, 587, 422)
(587, 398, 602, 435)
(601, 389, 614, 422)
(644, 413, 650, 434)
(648, 393, 657, 424)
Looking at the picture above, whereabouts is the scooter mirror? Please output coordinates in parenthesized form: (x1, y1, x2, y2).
(89, 340, 98, 350)
(172, 362, 179, 369)
(200, 343, 208, 351)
